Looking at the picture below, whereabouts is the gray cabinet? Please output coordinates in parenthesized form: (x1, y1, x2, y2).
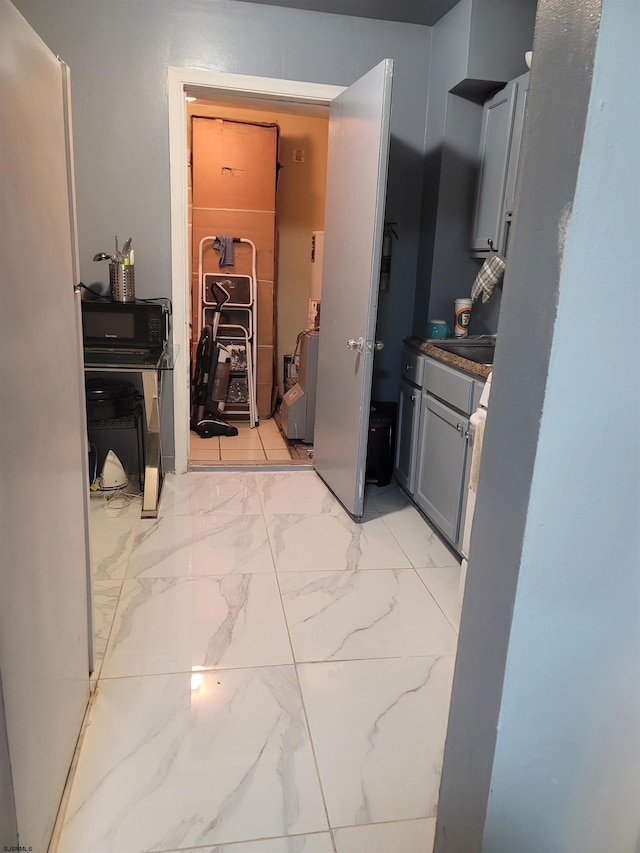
(395, 346, 484, 553)
(471, 73, 530, 257)
(414, 394, 469, 544)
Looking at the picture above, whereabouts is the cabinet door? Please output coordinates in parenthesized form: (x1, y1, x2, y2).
(504, 73, 530, 216)
(470, 80, 517, 255)
(395, 379, 421, 494)
(415, 393, 469, 544)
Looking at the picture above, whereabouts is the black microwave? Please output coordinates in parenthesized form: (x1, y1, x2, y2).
(81, 300, 168, 353)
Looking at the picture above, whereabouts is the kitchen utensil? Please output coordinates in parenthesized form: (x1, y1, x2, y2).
(121, 236, 132, 259)
(93, 252, 112, 262)
(109, 262, 135, 302)
(454, 298, 472, 337)
(426, 319, 450, 339)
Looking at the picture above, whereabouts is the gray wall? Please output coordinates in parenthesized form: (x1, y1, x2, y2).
(482, 0, 640, 847)
(415, 0, 535, 338)
(436, 0, 640, 849)
(14, 0, 432, 457)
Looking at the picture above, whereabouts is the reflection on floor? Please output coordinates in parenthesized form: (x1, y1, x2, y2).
(190, 416, 312, 464)
(58, 472, 461, 853)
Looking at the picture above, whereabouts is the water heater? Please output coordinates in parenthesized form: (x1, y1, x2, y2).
(309, 231, 324, 328)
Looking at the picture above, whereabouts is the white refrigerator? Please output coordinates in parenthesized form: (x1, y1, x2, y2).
(0, 1, 92, 849)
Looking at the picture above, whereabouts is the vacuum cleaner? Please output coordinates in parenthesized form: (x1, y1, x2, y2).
(190, 281, 238, 438)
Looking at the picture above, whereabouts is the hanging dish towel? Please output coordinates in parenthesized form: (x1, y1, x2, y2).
(213, 235, 235, 268)
(471, 253, 506, 303)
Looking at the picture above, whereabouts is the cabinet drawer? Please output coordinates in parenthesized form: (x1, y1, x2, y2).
(423, 358, 475, 414)
(400, 348, 425, 387)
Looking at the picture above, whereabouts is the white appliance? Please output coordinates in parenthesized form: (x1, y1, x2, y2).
(280, 330, 320, 442)
(459, 372, 492, 603)
(0, 3, 92, 849)
(310, 230, 324, 299)
(308, 230, 324, 327)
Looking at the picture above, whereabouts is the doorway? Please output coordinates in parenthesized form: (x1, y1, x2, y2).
(168, 69, 344, 474)
(185, 93, 329, 466)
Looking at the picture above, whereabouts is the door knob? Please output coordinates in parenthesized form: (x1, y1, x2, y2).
(346, 337, 364, 352)
(374, 340, 384, 351)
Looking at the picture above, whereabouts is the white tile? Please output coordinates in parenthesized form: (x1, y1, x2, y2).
(157, 834, 334, 853)
(128, 515, 275, 578)
(280, 570, 457, 662)
(220, 449, 267, 462)
(298, 656, 454, 828)
(160, 472, 262, 516)
(90, 515, 139, 580)
(219, 433, 264, 449)
(416, 566, 463, 632)
(265, 448, 292, 461)
(363, 482, 410, 513)
(58, 668, 327, 852)
(101, 575, 292, 678)
(381, 505, 460, 568)
(255, 471, 342, 515)
(333, 818, 436, 853)
(267, 513, 412, 573)
(91, 579, 122, 685)
(90, 489, 143, 519)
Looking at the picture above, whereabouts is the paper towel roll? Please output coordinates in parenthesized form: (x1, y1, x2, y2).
(469, 409, 486, 493)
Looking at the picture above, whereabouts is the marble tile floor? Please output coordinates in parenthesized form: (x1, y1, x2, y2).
(60, 473, 461, 853)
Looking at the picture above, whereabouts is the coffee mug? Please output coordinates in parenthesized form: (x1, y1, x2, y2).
(426, 319, 450, 339)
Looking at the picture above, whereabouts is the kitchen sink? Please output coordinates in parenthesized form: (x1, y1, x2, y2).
(431, 338, 496, 365)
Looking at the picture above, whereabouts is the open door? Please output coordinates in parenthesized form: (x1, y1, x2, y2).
(313, 59, 394, 516)
(0, 3, 91, 849)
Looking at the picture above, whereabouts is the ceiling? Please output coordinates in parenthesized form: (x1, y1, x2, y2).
(239, 0, 460, 27)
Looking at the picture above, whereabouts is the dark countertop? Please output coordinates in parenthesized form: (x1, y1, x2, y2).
(405, 337, 492, 381)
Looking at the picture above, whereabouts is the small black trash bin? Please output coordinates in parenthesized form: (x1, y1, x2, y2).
(366, 401, 397, 487)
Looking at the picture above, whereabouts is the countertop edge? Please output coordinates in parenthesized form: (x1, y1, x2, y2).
(405, 337, 492, 381)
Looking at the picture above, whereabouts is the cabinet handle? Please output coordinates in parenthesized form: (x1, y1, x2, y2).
(456, 423, 463, 432)
(465, 429, 474, 445)
(410, 393, 417, 402)
(405, 363, 412, 371)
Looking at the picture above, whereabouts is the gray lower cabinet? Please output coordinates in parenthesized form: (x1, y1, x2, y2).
(395, 378, 421, 493)
(414, 393, 470, 544)
(395, 347, 484, 553)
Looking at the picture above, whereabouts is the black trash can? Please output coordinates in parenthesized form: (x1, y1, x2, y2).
(366, 401, 397, 487)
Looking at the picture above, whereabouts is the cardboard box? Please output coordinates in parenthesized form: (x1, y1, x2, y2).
(191, 117, 279, 419)
(192, 118, 278, 211)
(192, 211, 275, 283)
(257, 345, 274, 382)
(257, 383, 276, 419)
(257, 280, 275, 346)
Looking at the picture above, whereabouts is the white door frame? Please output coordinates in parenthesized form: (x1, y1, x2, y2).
(168, 66, 344, 473)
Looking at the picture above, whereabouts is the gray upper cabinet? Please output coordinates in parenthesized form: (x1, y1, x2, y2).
(471, 73, 530, 257)
(504, 73, 530, 217)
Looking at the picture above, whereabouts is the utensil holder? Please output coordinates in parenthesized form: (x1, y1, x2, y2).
(109, 263, 135, 302)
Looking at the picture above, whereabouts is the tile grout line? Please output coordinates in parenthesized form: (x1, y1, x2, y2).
(259, 475, 338, 853)
(51, 501, 141, 849)
(412, 567, 461, 635)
